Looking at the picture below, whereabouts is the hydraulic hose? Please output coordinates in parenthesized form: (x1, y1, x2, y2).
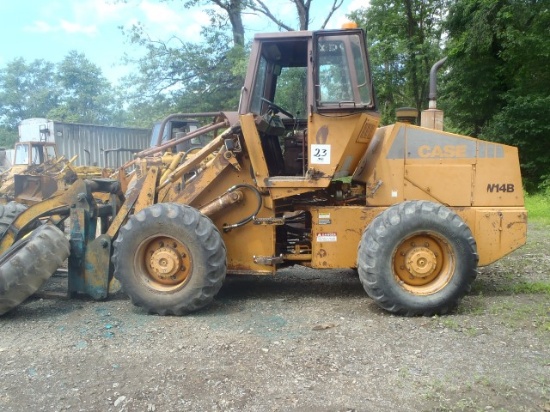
(222, 184, 263, 232)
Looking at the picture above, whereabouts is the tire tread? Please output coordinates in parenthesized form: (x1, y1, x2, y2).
(0, 225, 70, 315)
(357, 200, 478, 316)
(113, 203, 226, 315)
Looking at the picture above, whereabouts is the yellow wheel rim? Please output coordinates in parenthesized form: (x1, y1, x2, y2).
(392, 233, 455, 295)
(137, 235, 192, 291)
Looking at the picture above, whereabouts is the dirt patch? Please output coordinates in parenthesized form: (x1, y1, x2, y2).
(0, 223, 548, 411)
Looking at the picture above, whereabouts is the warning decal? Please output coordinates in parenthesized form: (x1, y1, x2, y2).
(316, 232, 337, 242)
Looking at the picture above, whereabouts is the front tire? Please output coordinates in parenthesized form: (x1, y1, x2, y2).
(357, 201, 478, 316)
(113, 203, 226, 315)
(0, 224, 70, 315)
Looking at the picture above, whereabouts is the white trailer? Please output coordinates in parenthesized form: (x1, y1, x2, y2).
(18, 118, 150, 168)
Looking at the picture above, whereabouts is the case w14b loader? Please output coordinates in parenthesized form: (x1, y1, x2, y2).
(0, 25, 527, 317)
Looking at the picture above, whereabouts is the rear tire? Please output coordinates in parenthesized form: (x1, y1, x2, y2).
(357, 200, 478, 316)
(0, 225, 70, 316)
(113, 203, 226, 315)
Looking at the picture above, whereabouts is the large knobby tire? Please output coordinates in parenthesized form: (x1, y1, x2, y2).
(113, 203, 227, 315)
(0, 224, 70, 316)
(0, 202, 28, 239)
(357, 201, 478, 316)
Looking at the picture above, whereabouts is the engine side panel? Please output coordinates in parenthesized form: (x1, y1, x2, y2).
(354, 123, 524, 208)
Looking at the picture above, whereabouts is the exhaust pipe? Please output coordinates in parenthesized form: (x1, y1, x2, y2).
(428, 57, 447, 109)
(421, 57, 447, 130)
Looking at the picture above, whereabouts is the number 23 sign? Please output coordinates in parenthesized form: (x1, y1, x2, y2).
(310, 144, 331, 164)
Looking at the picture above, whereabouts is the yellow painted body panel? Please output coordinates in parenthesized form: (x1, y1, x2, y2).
(308, 206, 382, 268)
(307, 112, 379, 179)
(353, 125, 405, 205)
(222, 222, 276, 274)
(167, 144, 277, 274)
(304, 206, 526, 269)
(404, 164, 474, 206)
(354, 123, 525, 208)
(240, 112, 379, 199)
(472, 144, 524, 207)
(456, 207, 527, 266)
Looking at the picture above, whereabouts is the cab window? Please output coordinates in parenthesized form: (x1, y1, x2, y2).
(250, 39, 309, 118)
(273, 66, 307, 117)
(44, 145, 57, 162)
(317, 38, 353, 102)
(14, 144, 29, 165)
(31, 146, 42, 164)
(315, 33, 373, 108)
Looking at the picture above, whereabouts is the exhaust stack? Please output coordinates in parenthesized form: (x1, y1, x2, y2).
(421, 57, 447, 130)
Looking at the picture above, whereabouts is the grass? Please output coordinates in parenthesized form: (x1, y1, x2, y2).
(525, 192, 550, 225)
(470, 278, 550, 298)
(488, 301, 550, 331)
(420, 375, 516, 412)
(504, 281, 550, 295)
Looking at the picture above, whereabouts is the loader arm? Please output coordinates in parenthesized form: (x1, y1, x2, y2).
(0, 179, 122, 254)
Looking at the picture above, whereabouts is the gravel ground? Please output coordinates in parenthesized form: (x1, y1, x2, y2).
(0, 222, 548, 412)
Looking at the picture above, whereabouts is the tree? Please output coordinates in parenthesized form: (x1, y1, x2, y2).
(350, 0, 450, 125)
(0, 58, 59, 147)
(0, 58, 58, 129)
(0, 52, 119, 134)
(245, 0, 344, 30)
(0, 126, 18, 148)
(442, 0, 550, 191)
(121, 27, 246, 117)
(121, 0, 348, 122)
(184, 0, 245, 46)
(48, 51, 117, 124)
(187, 0, 345, 32)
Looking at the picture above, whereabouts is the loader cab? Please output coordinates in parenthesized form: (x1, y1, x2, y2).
(13, 141, 58, 166)
(239, 28, 379, 193)
(150, 119, 204, 153)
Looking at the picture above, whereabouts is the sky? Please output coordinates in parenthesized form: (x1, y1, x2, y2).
(0, 0, 366, 85)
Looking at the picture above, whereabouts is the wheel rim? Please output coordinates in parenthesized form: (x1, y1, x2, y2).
(392, 232, 455, 295)
(135, 235, 192, 291)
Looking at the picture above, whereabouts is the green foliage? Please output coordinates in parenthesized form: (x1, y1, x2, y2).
(120, 26, 247, 118)
(117, 94, 174, 129)
(504, 282, 550, 295)
(274, 67, 307, 116)
(525, 193, 550, 225)
(0, 58, 58, 128)
(350, 0, 450, 125)
(184, 0, 246, 46)
(483, 95, 550, 192)
(0, 51, 120, 129)
(49, 51, 116, 124)
(0, 126, 18, 148)
(441, 0, 550, 190)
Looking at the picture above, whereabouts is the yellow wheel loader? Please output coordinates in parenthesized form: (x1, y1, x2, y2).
(0, 140, 110, 205)
(0, 26, 527, 317)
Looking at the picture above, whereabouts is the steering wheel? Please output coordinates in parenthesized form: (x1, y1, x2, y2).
(261, 97, 294, 119)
